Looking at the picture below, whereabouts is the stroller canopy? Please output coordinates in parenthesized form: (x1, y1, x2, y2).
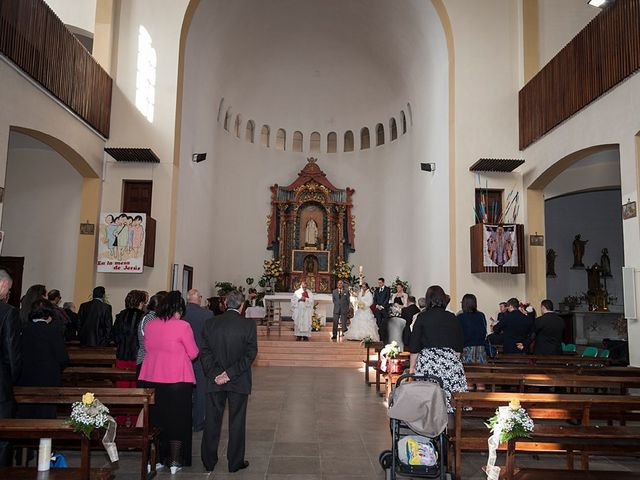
(387, 381, 448, 437)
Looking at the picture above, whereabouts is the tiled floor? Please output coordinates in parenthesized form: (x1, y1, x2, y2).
(79, 366, 640, 479)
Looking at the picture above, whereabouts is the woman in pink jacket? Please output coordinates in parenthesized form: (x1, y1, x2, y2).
(139, 291, 198, 473)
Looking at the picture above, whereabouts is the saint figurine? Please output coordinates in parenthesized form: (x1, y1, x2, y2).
(600, 248, 612, 278)
(572, 234, 588, 268)
(305, 219, 318, 245)
(546, 249, 557, 277)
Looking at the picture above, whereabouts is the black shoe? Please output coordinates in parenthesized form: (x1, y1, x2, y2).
(303, 337, 309, 341)
(296, 336, 301, 341)
(331, 335, 337, 340)
(229, 461, 249, 472)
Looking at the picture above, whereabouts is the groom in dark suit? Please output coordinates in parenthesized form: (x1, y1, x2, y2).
(331, 280, 350, 340)
(200, 291, 258, 473)
(373, 278, 391, 343)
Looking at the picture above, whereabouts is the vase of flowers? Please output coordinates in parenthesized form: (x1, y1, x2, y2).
(262, 259, 284, 292)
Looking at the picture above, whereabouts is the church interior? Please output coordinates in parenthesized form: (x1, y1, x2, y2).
(1, 0, 640, 478)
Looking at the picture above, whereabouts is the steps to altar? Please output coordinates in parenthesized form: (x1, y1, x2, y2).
(255, 325, 365, 368)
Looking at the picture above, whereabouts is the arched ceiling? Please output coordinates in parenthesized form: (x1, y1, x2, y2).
(184, 0, 446, 130)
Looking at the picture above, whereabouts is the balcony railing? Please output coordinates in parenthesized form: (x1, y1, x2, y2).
(0, 0, 112, 137)
(519, 0, 640, 150)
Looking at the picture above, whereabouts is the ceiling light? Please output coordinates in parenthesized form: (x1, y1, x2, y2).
(587, 0, 609, 8)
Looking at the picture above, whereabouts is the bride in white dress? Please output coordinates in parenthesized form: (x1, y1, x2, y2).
(344, 283, 380, 341)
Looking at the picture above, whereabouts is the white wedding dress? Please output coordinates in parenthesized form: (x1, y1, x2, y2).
(344, 290, 380, 341)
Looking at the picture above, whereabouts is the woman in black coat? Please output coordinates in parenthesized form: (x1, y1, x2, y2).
(113, 290, 147, 382)
(18, 299, 68, 419)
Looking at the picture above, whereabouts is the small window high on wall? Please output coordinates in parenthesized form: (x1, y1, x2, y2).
(376, 124, 384, 146)
(327, 132, 337, 153)
(390, 118, 398, 141)
(401, 111, 407, 134)
(407, 103, 413, 125)
(234, 115, 242, 138)
(293, 131, 303, 152)
(360, 128, 370, 150)
(344, 131, 354, 152)
(276, 129, 286, 151)
(217, 98, 224, 122)
(224, 108, 232, 131)
(310, 132, 320, 153)
(245, 120, 255, 143)
(261, 125, 270, 147)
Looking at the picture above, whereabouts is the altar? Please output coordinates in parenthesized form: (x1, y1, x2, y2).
(264, 293, 335, 325)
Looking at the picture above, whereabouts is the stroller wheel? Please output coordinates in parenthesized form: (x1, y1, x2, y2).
(379, 450, 393, 470)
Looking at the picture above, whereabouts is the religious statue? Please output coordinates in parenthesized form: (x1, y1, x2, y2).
(572, 234, 588, 268)
(305, 218, 318, 246)
(546, 249, 557, 278)
(600, 248, 612, 278)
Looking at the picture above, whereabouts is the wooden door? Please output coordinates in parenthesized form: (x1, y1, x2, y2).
(0, 256, 24, 307)
(122, 180, 152, 216)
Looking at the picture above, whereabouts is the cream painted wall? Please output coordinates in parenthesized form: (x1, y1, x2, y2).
(44, 0, 97, 35)
(443, 0, 526, 317)
(537, 0, 598, 68)
(2, 143, 83, 303)
(97, 0, 190, 310)
(522, 71, 640, 366)
(175, 0, 449, 299)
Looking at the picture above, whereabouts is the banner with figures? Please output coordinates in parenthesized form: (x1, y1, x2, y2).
(483, 224, 518, 268)
(97, 212, 146, 273)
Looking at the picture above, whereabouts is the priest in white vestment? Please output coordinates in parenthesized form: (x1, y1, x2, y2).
(291, 281, 314, 341)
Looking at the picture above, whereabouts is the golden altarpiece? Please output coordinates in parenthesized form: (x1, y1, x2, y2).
(267, 158, 355, 293)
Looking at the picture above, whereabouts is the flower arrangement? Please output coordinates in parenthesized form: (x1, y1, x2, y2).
(389, 303, 403, 317)
(380, 341, 400, 359)
(68, 392, 112, 438)
(392, 276, 411, 294)
(360, 336, 374, 347)
(485, 399, 534, 443)
(311, 302, 322, 331)
(262, 259, 284, 281)
(333, 259, 353, 280)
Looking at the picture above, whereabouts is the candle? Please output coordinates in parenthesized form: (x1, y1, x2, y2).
(359, 265, 363, 275)
(38, 438, 51, 471)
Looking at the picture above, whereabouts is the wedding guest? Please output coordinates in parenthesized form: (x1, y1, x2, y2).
(331, 280, 350, 340)
(456, 294, 487, 364)
(409, 285, 466, 412)
(401, 296, 420, 347)
(46, 289, 68, 337)
(113, 290, 147, 380)
(492, 297, 533, 354)
(533, 300, 564, 355)
(78, 286, 113, 347)
(0, 270, 21, 466)
(136, 291, 167, 381)
(373, 278, 391, 343)
(139, 291, 198, 471)
(19, 284, 46, 327)
(207, 297, 225, 316)
(184, 289, 213, 432)
(62, 302, 79, 340)
(242, 289, 262, 310)
(18, 299, 68, 419)
(391, 283, 409, 307)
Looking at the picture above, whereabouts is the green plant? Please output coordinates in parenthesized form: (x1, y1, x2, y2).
(392, 276, 411, 294)
(485, 399, 534, 443)
(214, 281, 244, 297)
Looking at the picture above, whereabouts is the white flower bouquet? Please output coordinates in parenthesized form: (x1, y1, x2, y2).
(68, 392, 119, 462)
(485, 399, 534, 443)
(380, 341, 400, 359)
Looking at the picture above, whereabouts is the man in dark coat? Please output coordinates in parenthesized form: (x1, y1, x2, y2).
(331, 280, 350, 340)
(373, 277, 391, 343)
(0, 269, 21, 466)
(78, 286, 113, 346)
(200, 290, 257, 473)
(184, 288, 213, 432)
(533, 299, 565, 355)
(401, 296, 421, 347)
(492, 297, 533, 354)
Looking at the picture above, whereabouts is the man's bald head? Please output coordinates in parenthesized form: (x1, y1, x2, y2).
(0, 270, 12, 303)
(187, 289, 202, 305)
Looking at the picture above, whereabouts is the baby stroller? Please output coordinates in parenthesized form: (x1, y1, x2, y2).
(379, 373, 448, 480)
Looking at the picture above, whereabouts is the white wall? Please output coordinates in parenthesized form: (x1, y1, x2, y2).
(545, 189, 624, 311)
(2, 139, 83, 303)
(44, 0, 97, 35)
(537, 0, 598, 68)
(175, 0, 449, 298)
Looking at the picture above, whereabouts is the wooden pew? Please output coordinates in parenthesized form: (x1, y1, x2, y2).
(490, 354, 611, 367)
(449, 392, 640, 480)
(14, 387, 156, 480)
(67, 350, 115, 367)
(62, 367, 137, 387)
(363, 342, 383, 387)
(464, 364, 640, 376)
(0, 419, 112, 480)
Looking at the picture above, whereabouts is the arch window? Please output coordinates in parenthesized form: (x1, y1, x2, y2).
(245, 120, 255, 143)
(234, 115, 242, 138)
(310, 132, 321, 153)
(376, 124, 385, 146)
(360, 128, 370, 150)
(400, 111, 407, 134)
(261, 125, 270, 147)
(407, 103, 413, 126)
(390, 118, 398, 141)
(344, 131, 354, 152)
(293, 131, 303, 152)
(276, 128, 286, 151)
(224, 108, 232, 131)
(217, 97, 224, 122)
(327, 132, 337, 153)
